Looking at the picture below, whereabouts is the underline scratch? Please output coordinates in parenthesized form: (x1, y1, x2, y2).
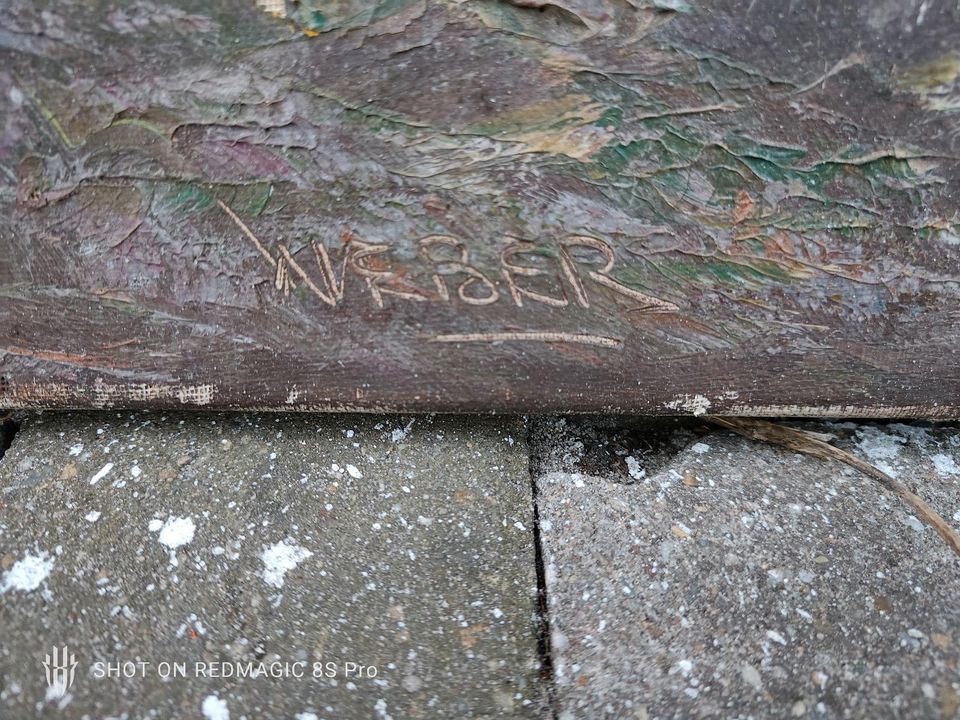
(429, 332, 623, 349)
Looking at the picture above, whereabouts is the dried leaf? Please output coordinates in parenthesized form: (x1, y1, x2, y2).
(708, 417, 960, 558)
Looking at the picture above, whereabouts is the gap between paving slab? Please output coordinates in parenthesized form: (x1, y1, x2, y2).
(0, 413, 19, 461)
(527, 423, 558, 720)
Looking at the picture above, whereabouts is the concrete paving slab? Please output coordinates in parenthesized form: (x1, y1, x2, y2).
(533, 418, 960, 720)
(0, 412, 543, 719)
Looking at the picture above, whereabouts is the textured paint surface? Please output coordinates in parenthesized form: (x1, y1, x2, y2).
(0, 0, 959, 413)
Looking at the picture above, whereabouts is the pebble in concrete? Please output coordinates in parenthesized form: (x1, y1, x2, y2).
(533, 418, 960, 719)
(0, 412, 543, 718)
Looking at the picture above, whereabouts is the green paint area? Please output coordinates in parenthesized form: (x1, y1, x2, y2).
(722, 135, 808, 166)
(242, 184, 274, 217)
(593, 106, 624, 130)
(584, 100, 933, 236)
(164, 184, 215, 215)
(304, 10, 326, 30)
(286, 0, 420, 34)
(161, 182, 275, 221)
(646, 256, 796, 289)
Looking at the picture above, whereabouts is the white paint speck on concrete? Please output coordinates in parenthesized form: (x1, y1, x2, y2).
(84, 511, 101, 523)
(741, 663, 763, 690)
(149, 516, 196, 567)
(874, 461, 899, 479)
(856, 427, 903, 461)
(766, 629, 787, 645)
(625, 456, 646, 480)
(905, 515, 925, 533)
(261, 540, 313, 588)
(158, 517, 196, 549)
(374, 698, 393, 720)
(201, 694, 229, 720)
(390, 420, 415, 443)
(931, 453, 960, 476)
(89, 462, 114, 485)
(1, 552, 54, 593)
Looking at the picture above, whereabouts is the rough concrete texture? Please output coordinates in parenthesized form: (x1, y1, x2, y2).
(532, 418, 960, 720)
(0, 412, 542, 719)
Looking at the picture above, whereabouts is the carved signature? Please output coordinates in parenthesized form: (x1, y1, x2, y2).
(218, 200, 678, 315)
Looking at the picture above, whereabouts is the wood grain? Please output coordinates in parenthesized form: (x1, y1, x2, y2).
(1, 0, 959, 414)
